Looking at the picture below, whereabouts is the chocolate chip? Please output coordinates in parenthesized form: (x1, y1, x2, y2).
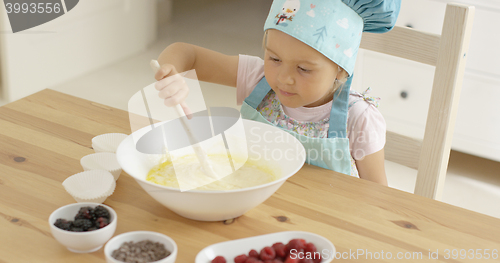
(111, 240, 171, 262)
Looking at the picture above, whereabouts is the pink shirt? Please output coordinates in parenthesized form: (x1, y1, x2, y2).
(236, 55, 386, 160)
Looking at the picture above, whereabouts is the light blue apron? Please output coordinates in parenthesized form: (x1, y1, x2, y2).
(240, 76, 353, 176)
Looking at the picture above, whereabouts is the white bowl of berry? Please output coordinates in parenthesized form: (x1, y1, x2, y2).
(196, 231, 335, 263)
(49, 203, 117, 253)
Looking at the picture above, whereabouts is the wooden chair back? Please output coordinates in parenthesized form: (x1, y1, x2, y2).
(359, 3, 475, 200)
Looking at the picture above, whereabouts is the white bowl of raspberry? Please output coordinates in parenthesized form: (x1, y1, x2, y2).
(116, 119, 306, 221)
(49, 203, 117, 253)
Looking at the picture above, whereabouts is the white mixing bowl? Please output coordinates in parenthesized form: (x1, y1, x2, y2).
(116, 119, 305, 221)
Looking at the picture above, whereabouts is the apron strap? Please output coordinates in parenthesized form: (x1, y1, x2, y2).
(328, 75, 352, 138)
(243, 77, 272, 109)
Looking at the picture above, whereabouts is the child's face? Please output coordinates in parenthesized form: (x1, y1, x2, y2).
(264, 29, 343, 108)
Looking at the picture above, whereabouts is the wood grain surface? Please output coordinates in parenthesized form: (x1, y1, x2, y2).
(0, 90, 499, 262)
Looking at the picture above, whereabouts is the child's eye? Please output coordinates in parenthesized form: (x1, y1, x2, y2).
(269, 56, 281, 62)
(298, 66, 310, 72)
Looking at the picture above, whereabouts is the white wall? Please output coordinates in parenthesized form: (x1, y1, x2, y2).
(0, 0, 158, 103)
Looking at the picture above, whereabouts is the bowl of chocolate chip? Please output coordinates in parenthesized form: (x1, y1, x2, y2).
(104, 231, 177, 263)
(49, 203, 117, 253)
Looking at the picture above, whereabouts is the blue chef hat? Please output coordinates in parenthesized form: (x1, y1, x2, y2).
(264, 0, 401, 76)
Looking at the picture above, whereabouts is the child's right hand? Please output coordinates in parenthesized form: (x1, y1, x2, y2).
(153, 63, 192, 117)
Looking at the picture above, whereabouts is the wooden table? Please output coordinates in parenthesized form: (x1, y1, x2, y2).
(1, 89, 499, 263)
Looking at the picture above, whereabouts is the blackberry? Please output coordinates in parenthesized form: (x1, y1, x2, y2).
(69, 227, 84, 232)
(75, 206, 95, 220)
(73, 219, 94, 231)
(93, 206, 110, 219)
(54, 219, 73, 231)
(96, 217, 109, 229)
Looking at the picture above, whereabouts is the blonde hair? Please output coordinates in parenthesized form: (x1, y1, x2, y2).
(262, 30, 269, 49)
(333, 67, 348, 92)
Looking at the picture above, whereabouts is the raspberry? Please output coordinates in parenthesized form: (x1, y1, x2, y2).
(304, 243, 321, 263)
(304, 243, 317, 254)
(211, 256, 226, 263)
(260, 246, 276, 260)
(234, 254, 249, 263)
(249, 249, 259, 258)
(96, 217, 109, 228)
(54, 219, 72, 231)
(272, 242, 287, 258)
(283, 255, 300, 263)
(286, 239, 306, 253)
(72, 219, 93, 231)
(94, 205, 110, 219)
(215, 238, 318, 263)
(75, 206, 95, 220)
(245, 258, 263, 263)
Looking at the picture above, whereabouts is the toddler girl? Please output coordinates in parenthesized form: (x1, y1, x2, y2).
(154, 0, 401, 185)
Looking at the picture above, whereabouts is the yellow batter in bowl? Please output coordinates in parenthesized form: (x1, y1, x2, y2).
(146, 154, 278, 191)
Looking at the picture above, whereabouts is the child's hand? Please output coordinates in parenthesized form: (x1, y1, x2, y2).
(154, 63, 192, 117)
